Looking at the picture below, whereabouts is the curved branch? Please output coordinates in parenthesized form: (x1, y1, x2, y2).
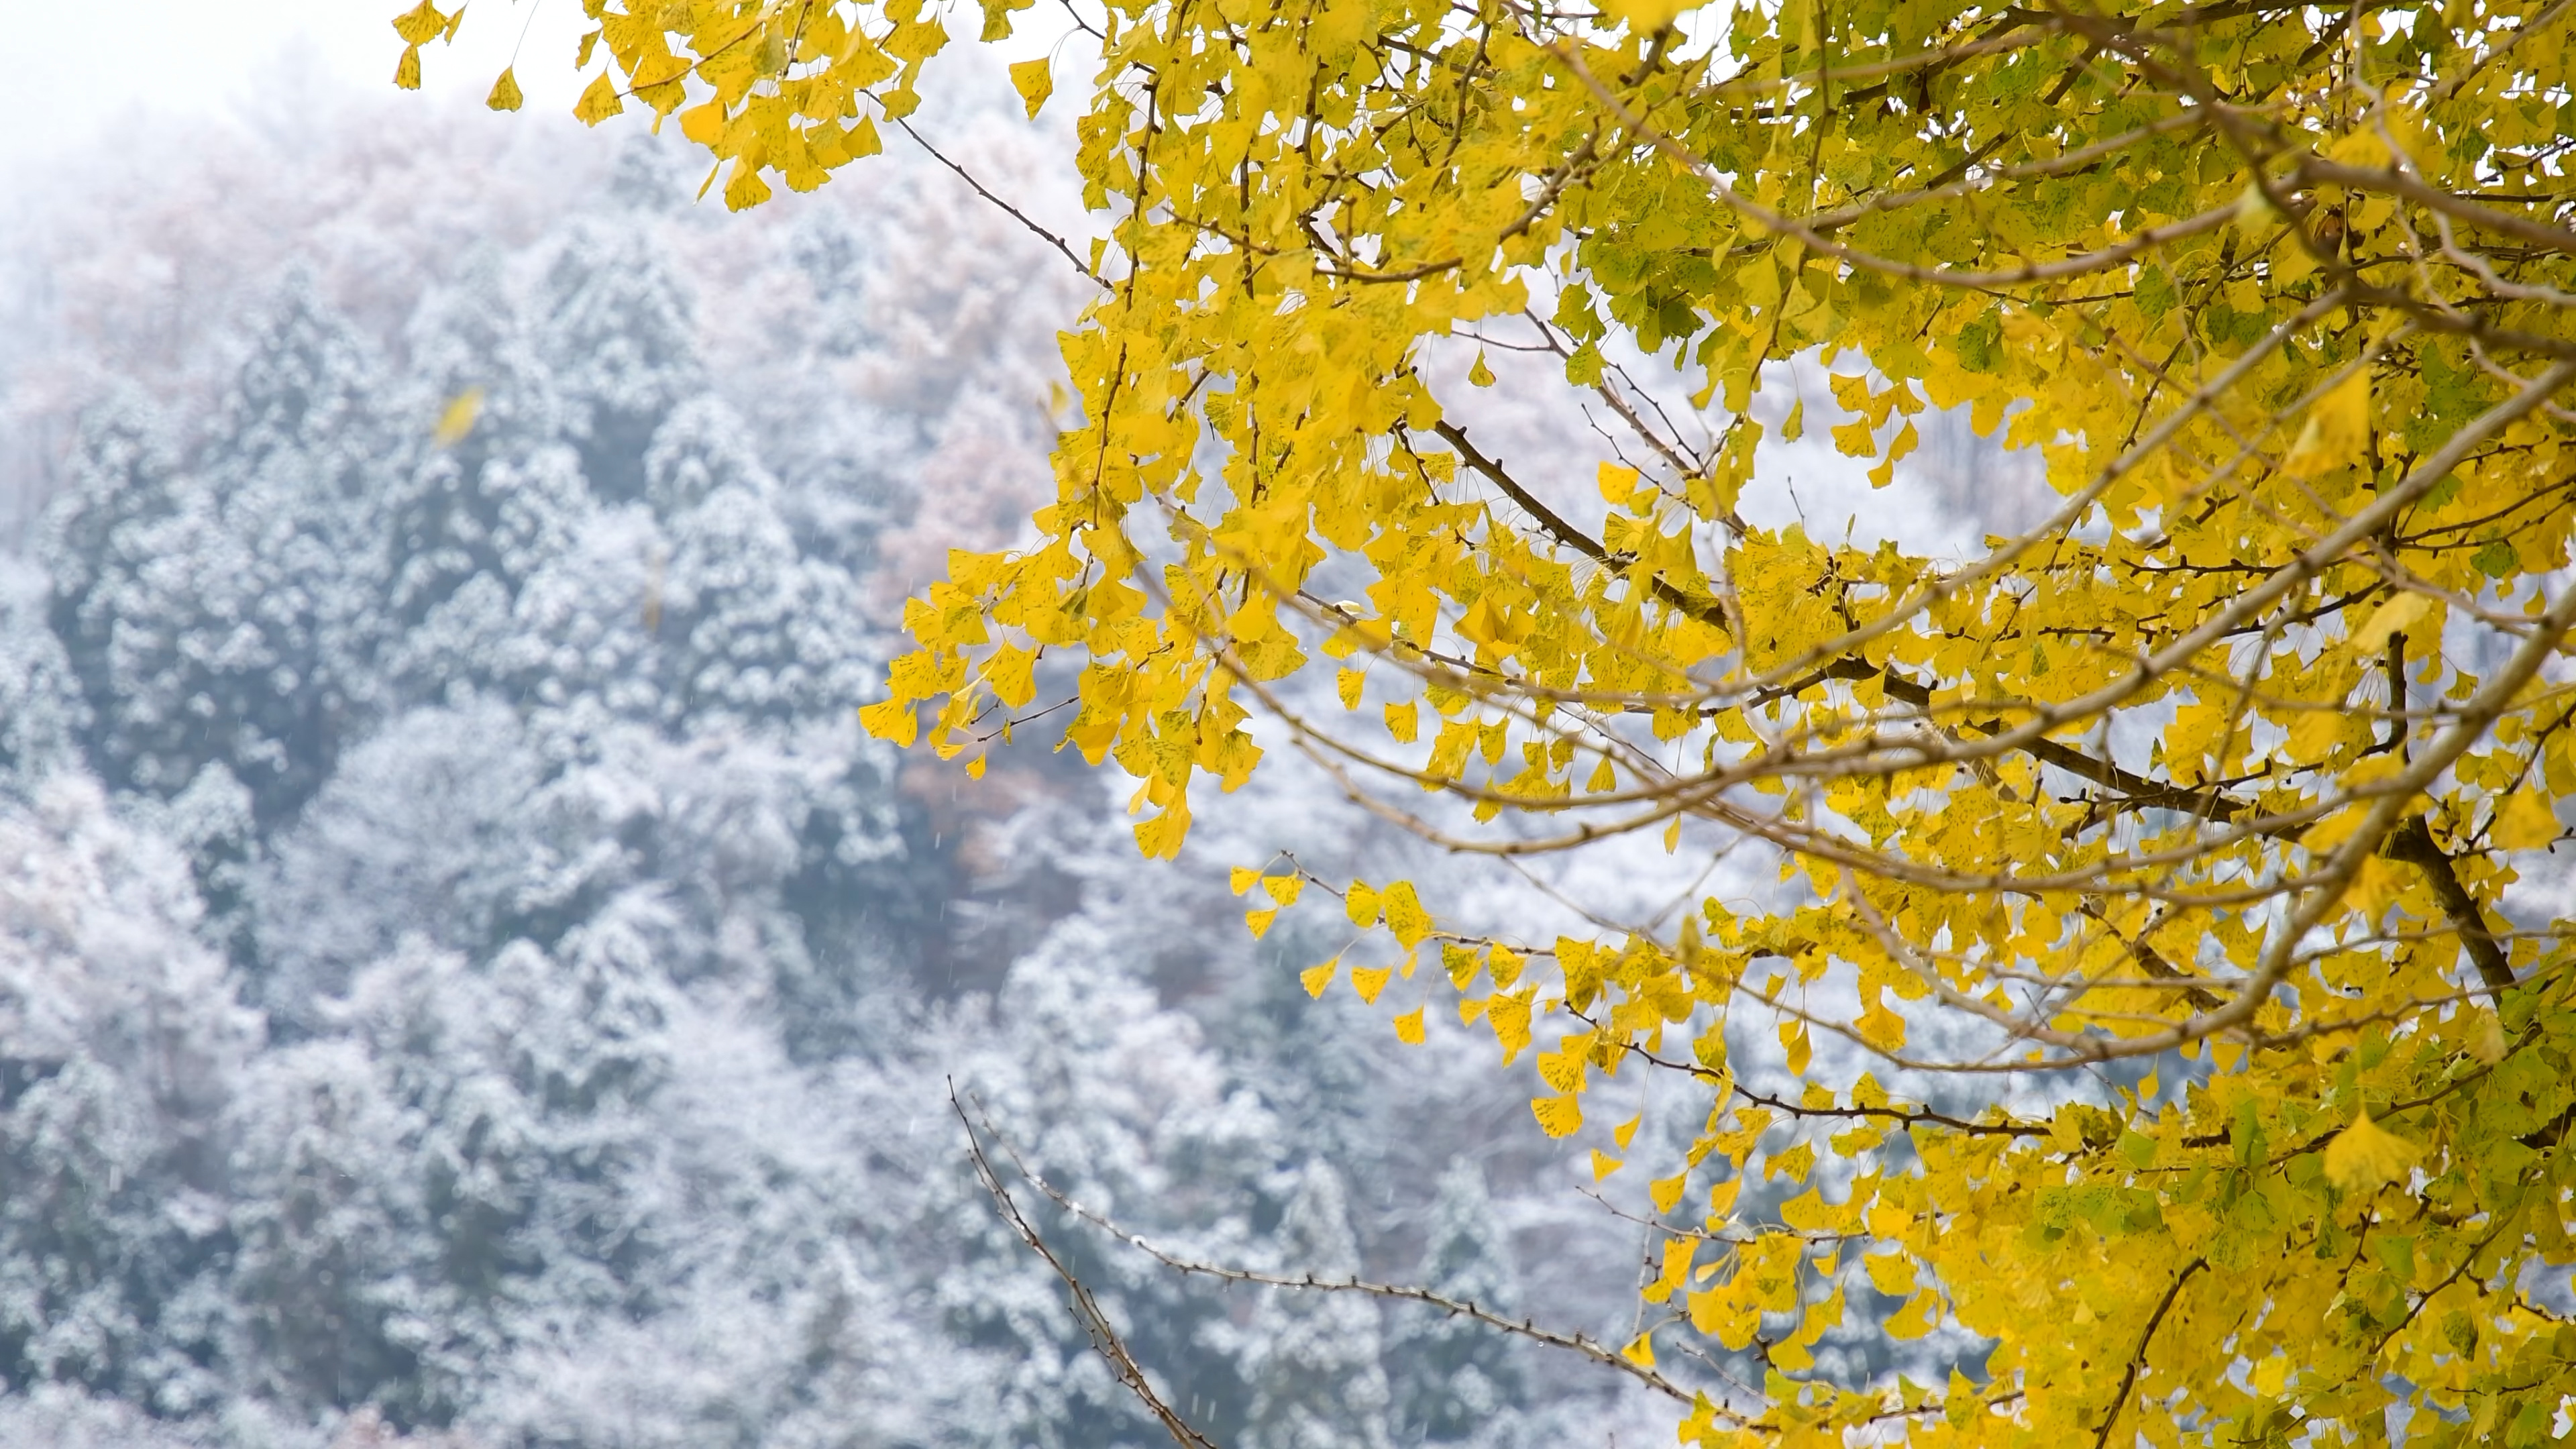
(951, 1085, 1220, 1449)
(2091, 1258, 2208, 1449)
(965, 1097, 1727, 1413)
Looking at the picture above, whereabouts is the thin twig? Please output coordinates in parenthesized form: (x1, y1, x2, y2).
(962, 1095, 1731, 1414)
(897, 119, 1111, 291)
(2090, 1258, 2207, 1449)
(950, 1083, 1220, 1449)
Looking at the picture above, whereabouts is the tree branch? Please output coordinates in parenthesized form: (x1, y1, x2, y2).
(2379, 816, 2516, 994)
(2091, 1257, 2206, 1449)
(963, 1095, 1719, 1411)
(898, 119, 1112, 292)
(951, 1085, 1221, 1449)
(1421, 416, 1735, 629)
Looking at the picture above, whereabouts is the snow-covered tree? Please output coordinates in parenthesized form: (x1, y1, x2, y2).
(0, 775, 257, 1415)
(220, 1034, 429, 1418)
(1387, 1162, 1525, 1449)
(0, 559, 84, 795)
(537, 223, 705, 509)
(46, 290, 395, 826)
(0, 66, 1669, 1449)
(919, 909, 1283, 1449)
(1241, 1162, 1395, 1449)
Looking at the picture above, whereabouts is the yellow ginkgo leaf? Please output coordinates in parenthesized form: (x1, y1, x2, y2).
(1008, 57, 1054, 119)
(977, 0, 1032, 41)
(1350, 966, 1394, 1003)
(1299, 959, 1338, 998)
(394, 44, 424, 91)
(1467, 352, 1495, 387)
(2282, 370, 2370, 477)
(2471, 1010, 2510, 1065)
(1657, 1236, 1695, 1291)
(486, 67, 523, 112)
(1381, 880, 1432, 949)
(2349, 592, 2430, 655)
(1613, 1113, 1642, 1150)
(1244, 908, 1278, 939)
(1620, 1333, 1656, 1368)
(2322, 1110, 2420, 1193)
(1260, 874, 1303, 907)
(1346, 880, 1381, 928)
(574, 71, 625, 126)
(1884, 1292, 1938, 1340)
(2492, 790, 2560, 851)
(1532, 1093, 1584, 1138)
(432, 387, 484, 447)
(680, 100, 727, 147)
(1863, 1248, 1916, 1297)
(1598, 0, 1704, 31)
(1686, 1285, 1726, 1336)
(2235, 179, 2282, 230)
(857, 698, 916, 749)
(2288, 708, 2344, 761)
(1393, 1006, 1425, 1044)
(1230, 866, 1258, 896)
(1591, 1149, 1625, 1181)
(983, 645, 1036, 709)
(1648, 1173, 1686, 1214)
(722, 160, 771, 211)
(1780, 1019, 1813, 1077)
(1536, 1040, 1587, 1093)
(392, 1, 445, 45)
(1489, 1000, 1532, 1065)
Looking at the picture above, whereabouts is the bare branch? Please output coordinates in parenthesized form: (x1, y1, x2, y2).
(898, 119, 1112, 292)
(964, 1098, 1727, 1413)
(950, 1084, 1222, 1449)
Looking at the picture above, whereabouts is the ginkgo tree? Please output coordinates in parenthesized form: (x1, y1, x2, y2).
(399, 0, 2576, 1444)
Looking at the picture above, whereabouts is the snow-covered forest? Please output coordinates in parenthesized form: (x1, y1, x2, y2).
(0, 64, 1717, 1449)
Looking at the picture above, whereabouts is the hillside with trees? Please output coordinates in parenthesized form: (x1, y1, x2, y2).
(0, 80, 1676, 1449)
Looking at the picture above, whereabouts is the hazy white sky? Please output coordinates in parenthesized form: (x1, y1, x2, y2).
(7, 0, 598, 163)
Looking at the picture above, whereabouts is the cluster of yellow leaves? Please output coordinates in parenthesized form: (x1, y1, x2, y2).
(440, 0, 2576, 1443)
(1290, 847, 2576, 1449)
(397, 0, 959, 202)
(390, 0, 465, 91)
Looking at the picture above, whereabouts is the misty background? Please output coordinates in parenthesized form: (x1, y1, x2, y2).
(0, 15, 2051, 1448)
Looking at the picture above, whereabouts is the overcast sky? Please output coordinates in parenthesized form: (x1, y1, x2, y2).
(7, 0, 599, 164)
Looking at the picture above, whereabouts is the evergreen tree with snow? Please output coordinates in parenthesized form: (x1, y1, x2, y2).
(1242, 1161, 1395, 1449)
(45, 290, 396, 828)
(1387, 1161, 1526, 1448)
(0, 91, 1629, 1449)
(923, 909, 1282, 1449)
(536, 224, 704, 508)
(0, 777, 258, 1417)
(0, 559, 83, 796)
